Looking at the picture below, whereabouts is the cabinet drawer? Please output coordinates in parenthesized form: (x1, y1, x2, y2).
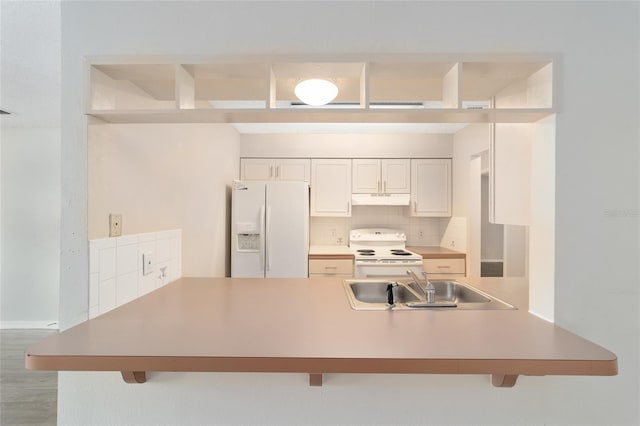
(309, 273, 353, 279)
(309, 259, 353, 275)
(423, 258, 465, 274)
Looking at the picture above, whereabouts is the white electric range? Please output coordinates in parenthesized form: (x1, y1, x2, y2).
(350, 228, 423, 278)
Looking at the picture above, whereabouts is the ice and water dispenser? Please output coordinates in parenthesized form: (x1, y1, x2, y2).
(235, 222, 261, 251)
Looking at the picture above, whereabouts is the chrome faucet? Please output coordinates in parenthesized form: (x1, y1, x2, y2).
(406, 270, 436, 303)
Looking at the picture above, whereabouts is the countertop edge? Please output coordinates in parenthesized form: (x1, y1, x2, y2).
(25, 354, 618, 376)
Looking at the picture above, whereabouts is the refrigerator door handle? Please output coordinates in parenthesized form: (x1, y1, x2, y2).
(265, 205, 271, 271)
(259, 205, 265, 272)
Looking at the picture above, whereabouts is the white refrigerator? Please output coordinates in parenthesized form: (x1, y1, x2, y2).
(231, 180, 309, 278)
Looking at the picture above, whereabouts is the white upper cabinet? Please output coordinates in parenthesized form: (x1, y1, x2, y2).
(489, 124, 531, 225)
(240, 159, 272, 180)
(352, 159, 381, 193)
(240, 158, 310, 182)
(352, 159, 410, 194)
(277, 159, 311, 182)
(410, 159, 452, 217)
(311, 159, 352, 217)
(381, 159, 411, 194)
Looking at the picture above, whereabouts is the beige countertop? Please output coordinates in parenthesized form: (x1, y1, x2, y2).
(407, 246, 466, 259)
(309, 245, 354, 259)
(25, 277, 616, 387)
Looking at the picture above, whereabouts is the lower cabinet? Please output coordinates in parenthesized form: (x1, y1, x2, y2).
(309, 258, 354, 278)
(423, 258, 466, 279)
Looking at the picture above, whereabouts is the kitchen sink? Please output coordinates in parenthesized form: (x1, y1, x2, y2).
(349, 281, 420, 304)
(343, 279, 515, 310)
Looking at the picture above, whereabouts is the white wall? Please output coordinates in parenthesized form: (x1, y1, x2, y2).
(59, 2, 639, 425)
(88, 123, 239, 278)
(0, 128, 60, 328)
(481, 175, 503, 261)
(452, 124, 491, 218)
(452, 124, 491, 273)
(1, 0, 61, 328)
(528, 114, 556, 321)
(241, 133, 453, 158)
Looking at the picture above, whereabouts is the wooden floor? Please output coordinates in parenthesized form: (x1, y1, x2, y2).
(1, 329, 58, 426)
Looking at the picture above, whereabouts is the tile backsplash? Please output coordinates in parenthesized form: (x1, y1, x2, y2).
(89, 229, 182, 319)
(310, 206, 447, 246)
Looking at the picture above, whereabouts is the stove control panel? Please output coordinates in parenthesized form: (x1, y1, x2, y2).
(350, 228, 407, 242)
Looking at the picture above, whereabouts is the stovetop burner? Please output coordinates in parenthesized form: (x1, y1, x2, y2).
(358, 252, 375, 256)
(392, 251, 412, 256)
(357, 249, 375, 253)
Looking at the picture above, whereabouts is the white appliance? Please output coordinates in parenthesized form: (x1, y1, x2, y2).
(231, 180, 309, 278)
(350, 228, 423, 278)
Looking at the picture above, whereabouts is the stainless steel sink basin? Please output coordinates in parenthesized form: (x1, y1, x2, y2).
(344, 279, 515, 310)
(349, 281, 420, 304)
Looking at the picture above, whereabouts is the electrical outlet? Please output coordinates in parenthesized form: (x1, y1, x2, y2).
(142, 252, 154, 276)
(109, 214, 122, 237)
(451, 240, 456, 248)
(419, 230, 424, 237)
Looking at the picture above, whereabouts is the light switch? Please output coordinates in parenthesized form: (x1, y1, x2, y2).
(142, 252, 154, 276)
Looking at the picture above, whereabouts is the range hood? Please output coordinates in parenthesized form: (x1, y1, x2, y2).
(351, 193, 410, 206)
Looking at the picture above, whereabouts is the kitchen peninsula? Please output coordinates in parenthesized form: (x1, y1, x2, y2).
(26, 277, 616, 388)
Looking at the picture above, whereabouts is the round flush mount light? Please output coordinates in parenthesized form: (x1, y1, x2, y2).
(294, 79, 338, 106)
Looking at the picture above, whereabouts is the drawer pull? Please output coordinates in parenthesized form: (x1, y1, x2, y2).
(436, 265, 451, 269)
(325, 266, 337, 269)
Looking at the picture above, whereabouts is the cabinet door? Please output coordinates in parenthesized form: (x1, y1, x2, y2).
(410, 159, 452, 217)
(352, 159, 381, 193)
(382, 159, 410, 193)
(311, 159, 352, 217)
(276, 159, 310, 182)
(490, 124, 531, 225)
(240, 159, 274, 180)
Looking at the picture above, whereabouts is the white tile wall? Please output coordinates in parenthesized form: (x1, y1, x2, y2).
(440, 216, 467, 252)
(88, 229, 182, 319)
(309, 207, 446, 247)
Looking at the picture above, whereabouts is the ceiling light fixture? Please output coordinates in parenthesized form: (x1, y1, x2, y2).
(294, 79, 338, 106)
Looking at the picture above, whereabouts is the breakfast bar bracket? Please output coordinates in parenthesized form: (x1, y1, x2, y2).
(491, 374, 518, 388)
(121, 371, 147, 384)
(309, 373, 323, 386)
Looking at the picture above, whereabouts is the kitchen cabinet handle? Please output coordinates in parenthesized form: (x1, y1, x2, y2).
(437, 265, 451, 269)
(325, 266, 337, 270)
(265, 205, 271, 271)
(269, 166, 273, 178)
(276, 166, 279, 179)
(259, 205, 265, 272)
(377, 181, 381, 192)
(383, 181, 386, 193)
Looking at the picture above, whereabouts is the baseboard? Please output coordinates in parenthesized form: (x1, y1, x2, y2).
(0, 321, 59, 330)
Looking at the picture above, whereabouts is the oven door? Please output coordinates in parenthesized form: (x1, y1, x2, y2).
(354, 262, 423, 279)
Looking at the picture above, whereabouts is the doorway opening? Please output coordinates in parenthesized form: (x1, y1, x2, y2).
(480, 172, 504, 277)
